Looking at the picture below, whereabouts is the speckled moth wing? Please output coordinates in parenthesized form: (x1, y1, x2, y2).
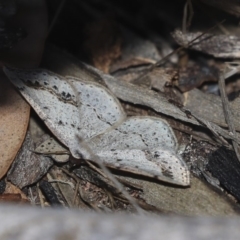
(67, 77, 126, 139)
(4, 67, 126, 159)
(3, 67, 83, 157)
(88, 117, 190, 186)
(97, 148, 189, 186)
(89, 117, 178, 151)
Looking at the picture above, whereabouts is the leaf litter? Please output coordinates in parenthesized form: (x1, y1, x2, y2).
(40, 42, 240, 214)
(4, 67, 190, 187)
(3, 0, 240, 215)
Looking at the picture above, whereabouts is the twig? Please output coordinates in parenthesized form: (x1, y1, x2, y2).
(86, 160, 109, 180)
(182, 108, 231, 147)
(28, 187, 37, 205)
(182, 1, 188, 33)
(182, 0, 194, 33)
(73, 180, 80, 206)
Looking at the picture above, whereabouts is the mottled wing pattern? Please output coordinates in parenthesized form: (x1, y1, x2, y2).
(68, 77, 126, 139)
(4, 67, 83, 158)
(4, 67, 190, 186)
(89, 117, 189, 186)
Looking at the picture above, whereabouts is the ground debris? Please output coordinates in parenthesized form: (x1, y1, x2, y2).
(3, 0, 240, 217)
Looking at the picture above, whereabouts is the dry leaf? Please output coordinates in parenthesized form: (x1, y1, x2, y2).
(0, 78, 30, 179)
(7, 132, 53, 189)
(0, 0, 48, 179)
(4, 181, 28, 202)
(172, 29, 240, 58)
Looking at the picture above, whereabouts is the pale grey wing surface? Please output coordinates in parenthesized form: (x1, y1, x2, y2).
(88, 117, 178, 151)
(68, 77, 126, 139)
(3, 67, 85, 158)
(97, 148, 189, 186)
(4, 67, 126, 159)
(88, 117, 189, 186)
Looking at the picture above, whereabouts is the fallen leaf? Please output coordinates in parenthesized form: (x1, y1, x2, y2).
(171, 29, 240, 58)
(4, 181, 28, 202)
(0, 78, 30, 179)
(0, 0, 48, 179)
(7, 132, 53, 189)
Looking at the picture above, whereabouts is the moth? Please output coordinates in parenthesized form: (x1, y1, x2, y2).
(4, 67, 190, 186)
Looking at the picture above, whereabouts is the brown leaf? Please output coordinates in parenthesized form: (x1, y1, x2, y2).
(3, 181, 29, 204)
(0, 77, 30, 179)
(0, 0, 48, 179)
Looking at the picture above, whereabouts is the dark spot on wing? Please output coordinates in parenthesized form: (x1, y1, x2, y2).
(58, 120, 64, 126)
(161, 168, 173, 179)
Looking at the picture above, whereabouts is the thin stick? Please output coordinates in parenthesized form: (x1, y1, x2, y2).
(182, 1, 188, 33)
(187, 0, 194, 29)
(37, 183, 45, 208)
(73, 180, 80, 206)
(182, 0, 194, 33)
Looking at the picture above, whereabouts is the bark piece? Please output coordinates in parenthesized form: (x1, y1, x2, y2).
(39, 180, 63, 207)
(178, 61, 219, 92)
(207, 147, 240, 201)
(184, 88, 240, 131)
(7, 133, 53, 189)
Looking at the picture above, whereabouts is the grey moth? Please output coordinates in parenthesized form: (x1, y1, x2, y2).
(4, 67, 190, 186)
